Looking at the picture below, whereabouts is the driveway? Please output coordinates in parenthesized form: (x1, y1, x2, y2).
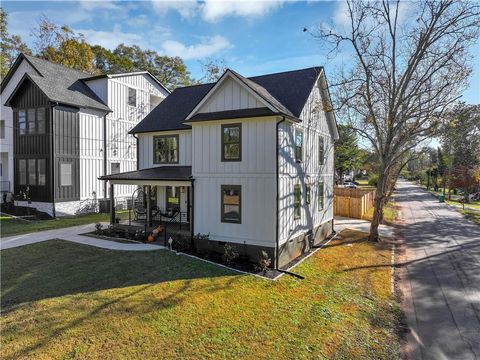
(396, 180, 480, 359)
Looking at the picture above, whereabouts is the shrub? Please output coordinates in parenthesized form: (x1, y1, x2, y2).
(368, 174, 379, 187)
(94, 223, 103, 235)
(222, 244, 239, 266)
(255, 251, 272, 275)
(173, 234, 191, 252)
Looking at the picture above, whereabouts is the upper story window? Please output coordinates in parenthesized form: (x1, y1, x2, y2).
(221, 124, 241, 161)
(221, 185, 241, 223)
(0, 120, 5, 139)
(60, 163, 73, 186)
(111, 162, 120, 174)
(128, 88, 137, 107)
(294, 184, 301, 219)
(318, 181, 324, 210)
(295, 128, 303, 163)
(319, 136, 324, 165)
(18, 108, 46, 135)
(19, 110, 26, 135)
(153, 135, 179, 164)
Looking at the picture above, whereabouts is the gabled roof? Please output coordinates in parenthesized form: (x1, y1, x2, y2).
(131, 67, 325, 134)
(82, 71, 171, 94)
(2, 54, 111, 112)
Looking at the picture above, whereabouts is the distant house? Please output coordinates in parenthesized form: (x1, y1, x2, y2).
(0, 54, 169, 215)
(101, 67, 338, 268)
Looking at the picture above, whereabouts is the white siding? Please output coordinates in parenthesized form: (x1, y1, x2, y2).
(197, 77, 265, 114)
(192, 117, 277, 247)
(84, 78, 108, 103)
(278, 80, 335, 245)
(138, 130, 192, 169)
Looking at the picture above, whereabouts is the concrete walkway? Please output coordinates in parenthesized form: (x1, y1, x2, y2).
(0, 223, 164, 251)
(396, 180, 480, 360)
(334, 216, 395, 238)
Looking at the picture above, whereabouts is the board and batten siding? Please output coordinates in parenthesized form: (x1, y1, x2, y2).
(192, 117, 277, 248)
(138, 130, 192, 169)
(277, 80, 335, 245)
(197, 77, 265, 114)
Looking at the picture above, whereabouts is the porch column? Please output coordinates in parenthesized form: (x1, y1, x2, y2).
(109, 183, 115, 225)
(146, 185, 152, 227)
(190, 180, 195, 248)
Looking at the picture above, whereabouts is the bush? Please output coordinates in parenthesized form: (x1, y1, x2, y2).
(173, 234, 191, 252)
(255, 251, 272, 275)
(222, 244, 239, 266)
(94, 223, 103, 235)
(368, 174, 379, 187)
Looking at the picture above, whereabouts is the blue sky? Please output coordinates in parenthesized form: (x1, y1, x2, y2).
(3, 0, 479, 104)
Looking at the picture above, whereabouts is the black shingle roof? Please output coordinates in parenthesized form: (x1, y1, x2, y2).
(99, 166, 192, 181)
(130, 67, 323, 134)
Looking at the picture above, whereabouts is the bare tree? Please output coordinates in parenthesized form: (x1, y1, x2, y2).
(199, 57, 227, 83)
(315, 0, 480, 241)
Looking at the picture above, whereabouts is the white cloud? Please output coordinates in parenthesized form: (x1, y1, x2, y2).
(201, 0, 285, 22)
(79, 1, 121, 11)
(161, 35, 232, 59)
(333, 1, 349, 27)
(76, 25, 145, 49)
(151, 1, 198, 19)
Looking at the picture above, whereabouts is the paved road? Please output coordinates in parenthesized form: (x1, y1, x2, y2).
(396, 180, 480, 360)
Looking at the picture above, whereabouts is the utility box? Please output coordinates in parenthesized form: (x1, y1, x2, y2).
(98, 198, 111, 213)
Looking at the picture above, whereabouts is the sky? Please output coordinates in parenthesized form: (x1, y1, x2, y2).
(3, 0, 479, 105)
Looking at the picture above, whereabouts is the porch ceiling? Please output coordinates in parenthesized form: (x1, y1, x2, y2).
(99, 166, 192, 186)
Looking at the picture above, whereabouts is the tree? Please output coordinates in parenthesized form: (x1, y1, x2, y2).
(437, 147, 448, 196)
(315, 0, 480, 241)
(199, 57, 227, 83)
(0, 7, 31, 79)
(335, 124, 365, 183)
(449, 166, 479, 203)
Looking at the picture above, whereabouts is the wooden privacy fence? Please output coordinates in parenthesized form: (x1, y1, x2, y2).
(334, 187, 376, 219)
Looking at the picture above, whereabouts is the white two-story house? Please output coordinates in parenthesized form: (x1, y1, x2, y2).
(101, 67, 338, 268)
(1, 54, 169, 215)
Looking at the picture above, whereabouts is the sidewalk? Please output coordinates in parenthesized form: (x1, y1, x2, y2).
(334, 216, 395, 238)
(0, 223, 164, 251)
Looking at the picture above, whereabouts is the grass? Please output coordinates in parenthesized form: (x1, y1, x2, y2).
(446, 199, 480, 210)
(1, 229, 400, 359)
(0, 211, 129, 237)
(363, 202, 397, 226)
(461, 209, 480, 225)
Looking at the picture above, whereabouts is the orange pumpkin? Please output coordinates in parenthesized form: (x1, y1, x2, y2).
(147, 235, 154, 242)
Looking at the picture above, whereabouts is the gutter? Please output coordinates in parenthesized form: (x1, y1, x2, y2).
(50, 105, 56, 218)
(275, 116, 286, 270)
(132, 133, 139, 170)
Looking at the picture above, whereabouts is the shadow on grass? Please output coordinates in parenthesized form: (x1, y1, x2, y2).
(1, 239, 239, 310)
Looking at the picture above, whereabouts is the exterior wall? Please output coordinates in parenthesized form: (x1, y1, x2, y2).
(14, 200, 55, 217)
(277, 80, 335, 249)
(0, 59, 36, 193)
(192, 117, 277, 249)
(84, 78, 108, 103)
(138, 130, 192, 169)
(197, 76, 265, 113)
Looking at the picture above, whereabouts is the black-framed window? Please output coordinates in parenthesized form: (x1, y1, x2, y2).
(60, 163, 72, 186)
(19, 159, 27, 185)
(319, 136, 324, 165)
(294, 184, 301, 219)
(306, 185, 311, 205)
(153, 135, 179, 164)
(295, 128, 303, 162)
(111, 162, 120, 174)
(19, 110, 26, 135)
(37, 159, 46, 186)
(37, 108, 46, 134)
(128, 87, 136, 107)
(0, 120, 5, 139)
(18, 158, 46, 186)
(27, 109, 36, 134)
(28, 159, 36, 185)
(221, 124, 241, 161)
(318, 182, 324, 210)
(166, 186, 180, 211)
(221, 185, 241, 223)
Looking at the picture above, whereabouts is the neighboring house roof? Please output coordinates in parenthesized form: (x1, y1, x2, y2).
(3, 54, 111, 112)
(99, 166, 192, 181)
(82, 71, 171, 94)
(130, 67, 329, 134)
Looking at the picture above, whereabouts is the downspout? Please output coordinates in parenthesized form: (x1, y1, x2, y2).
(103, 114, 107, 199)
(190, 178, 195, 249)
(275, 116, 286, 270)
(132, 133, 139, 170)
(50, 104, 56, 218)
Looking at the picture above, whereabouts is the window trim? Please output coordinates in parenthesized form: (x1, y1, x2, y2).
(128, 87, 137, 107)
(221, 123, 242, 162)
(318, 181, 324, 211)
(221, 185, 242, 224)
(295, 128, 303, 163)
(294, 184, 301, 220)
(306, 184, 311, 205)
(153, 134, 179, 164)
(110, 162, 121, 175)
(0, 120, 5, 139)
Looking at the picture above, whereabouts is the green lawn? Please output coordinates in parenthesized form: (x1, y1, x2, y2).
(461, 209, 480, 225)
(1, 230, 400, 359)
(363, 202, 397, 226)
(0, 211, 129, 237)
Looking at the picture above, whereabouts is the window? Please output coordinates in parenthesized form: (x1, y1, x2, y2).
(306, 185, 311, 205)
(111, 162, 120, 174)
(37, 108, 45, 134)
(221, 124, 241, 161)
(0, 120, 4, 139)
(19, 110, 26, 135)
(37, 159, 46, 186)
(294, 185, 301, 219)
(318, 182, 324, 210)
(295, 128, 303, 162)
(19, 160, 27, 185)
(27, 109, 36, 134)
(221, 185, 241, 223)
(319, 136, 324, 165)
(128, 87, 136, 107)
(28, 159, 36, 185)
(153, 135, 178, 164)
(60, 163, 72, 186)
(166, 186, 180, 211)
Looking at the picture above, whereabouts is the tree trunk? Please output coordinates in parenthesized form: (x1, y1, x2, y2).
(442, 174, 446, 197)
(369, 169, 386, 242)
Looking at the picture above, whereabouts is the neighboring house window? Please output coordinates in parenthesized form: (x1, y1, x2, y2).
(128, 88, 136, 107)
(319, 136, 324, 165)
(27, 109, 36, 134)
(37, 159, 46, 186)
(318, 182, 324, 210)
(28, 159, 36, 185)
(111, 162, 120, 174)
(37, 108, 45, 134)
(221, 185, 241, 223)
(60, 163, 72, 186)
(0, 120, 5, 138)
(153, 135, 179, 164)
(19, 110, 26, 135)
(294, 184, 301, 219)
(166, 186, 180, 211)
(306, 185, 311, 205)
(221, 124, 241, 161)
(19, 159, 27, 185)
(295, 128, 303, 162)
